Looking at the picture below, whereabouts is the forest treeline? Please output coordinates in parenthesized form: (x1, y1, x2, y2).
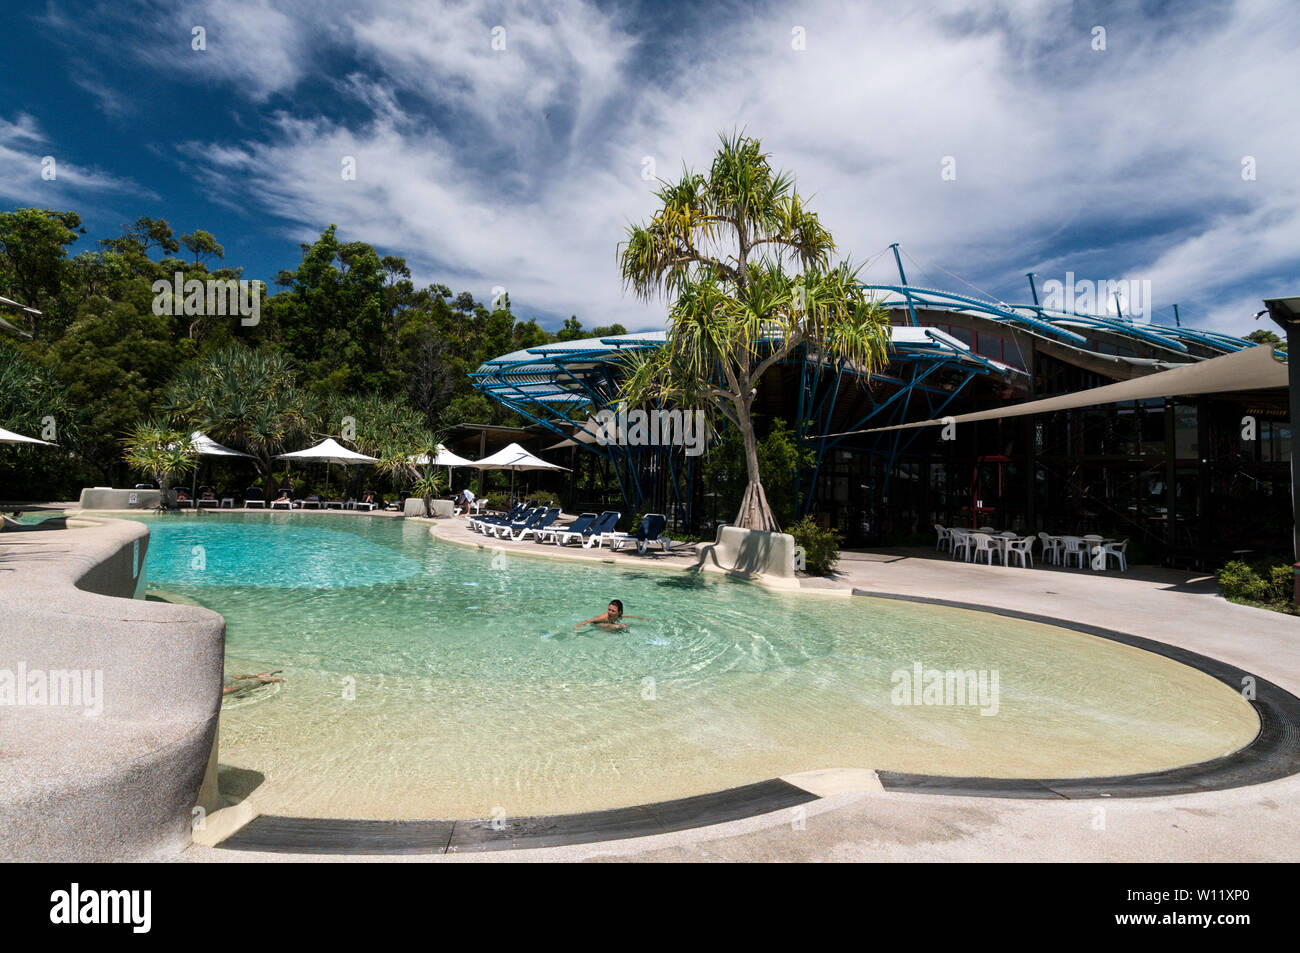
(0, 208, 625, 495)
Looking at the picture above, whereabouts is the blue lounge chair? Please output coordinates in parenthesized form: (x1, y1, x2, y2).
(473, 504, 530, 534)
(512, 507, 561, 541)
(243, 486, 266, 508)
(580, 511, 623, 549)
(469, 502, 523, 532)
(607, 513, 672, 554)
(539, 512, 596, 545)
(493, 506, 552, 539)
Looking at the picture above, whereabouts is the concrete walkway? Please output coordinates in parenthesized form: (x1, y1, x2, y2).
(180, 515, 1300, 862)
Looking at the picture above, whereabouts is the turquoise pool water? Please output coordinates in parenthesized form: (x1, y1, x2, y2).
(129, 513, 1258, 819)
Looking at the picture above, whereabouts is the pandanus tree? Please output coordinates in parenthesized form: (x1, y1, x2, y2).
(618, 133, 891, 531)
(164, 345, 311, 486)
(122, 423, 196, 499)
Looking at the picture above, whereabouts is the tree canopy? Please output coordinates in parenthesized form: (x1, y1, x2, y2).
(0, 210, 615, 498)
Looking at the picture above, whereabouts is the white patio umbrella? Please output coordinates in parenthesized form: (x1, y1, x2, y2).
(186, 431, 253, 499)
(410, 444, 478, 492)
(472, 441, 569, 498)
(191, 431, 253, 458)
(409, 444, 476, 467)
(276, 437, 378, 497)
(0, 425, 54, 446)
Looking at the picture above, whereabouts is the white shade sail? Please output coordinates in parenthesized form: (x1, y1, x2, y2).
(544, 418, 602, 451)
(276, 437, 378, 465)
(472, 442, 570, 471)
(0, 425, 54, 446)
(410, 444, 477, 467)
(190, 431, 254, 458)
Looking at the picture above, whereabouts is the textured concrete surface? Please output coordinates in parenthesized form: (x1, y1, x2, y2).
(0, 516, 225, 861)
(694, 524, 800, 588)
(77, 487, 162, 510)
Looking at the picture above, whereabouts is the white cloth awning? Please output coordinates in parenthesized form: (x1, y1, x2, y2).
(0, 425, 54, 446)
(276, 437, 378, 465)
(472, 441, 570, 471)
(191, 431, 253, 458)
(833, 344, 1288, 437)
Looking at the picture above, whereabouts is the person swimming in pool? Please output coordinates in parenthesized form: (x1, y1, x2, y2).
(574, 599, 650, 631)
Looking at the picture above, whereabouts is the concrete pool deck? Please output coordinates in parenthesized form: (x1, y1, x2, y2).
(189, 515, 1300, 862)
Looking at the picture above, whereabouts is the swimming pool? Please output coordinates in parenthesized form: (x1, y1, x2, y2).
(130, 513, 1258, 819)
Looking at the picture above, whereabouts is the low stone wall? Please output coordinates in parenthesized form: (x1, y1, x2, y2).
(693, 525, 800, 590)
(403, 498, 454, 518)
(0, 516, 225, 861)
(77, 487, 163, 510)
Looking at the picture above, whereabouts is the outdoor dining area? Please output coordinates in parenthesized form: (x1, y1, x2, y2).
(934, 524, 1129, 572)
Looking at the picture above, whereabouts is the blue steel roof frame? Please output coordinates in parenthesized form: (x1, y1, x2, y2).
(861, 282, 1260, 358)
(1006, 304, 1192, 354)
(862, 284, 1091, 344)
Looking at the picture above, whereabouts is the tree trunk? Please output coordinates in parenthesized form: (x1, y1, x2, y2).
(733, 406, 780, 532)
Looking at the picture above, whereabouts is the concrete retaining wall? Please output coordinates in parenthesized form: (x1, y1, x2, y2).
(403, 498, 454, 518)
(693, 525, 800, 590)
(78, 487, 163, 510)
(0, 517, 225, 861)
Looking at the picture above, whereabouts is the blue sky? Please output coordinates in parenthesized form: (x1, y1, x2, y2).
(2, 0, 1297, 337)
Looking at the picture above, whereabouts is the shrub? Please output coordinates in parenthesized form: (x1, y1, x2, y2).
(1218, 559, 1296, 613)
(790, 516, 842, 575)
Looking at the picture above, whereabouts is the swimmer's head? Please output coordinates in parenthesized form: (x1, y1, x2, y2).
(608, 599, 624, 619)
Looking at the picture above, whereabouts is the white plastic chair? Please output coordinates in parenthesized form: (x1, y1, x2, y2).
(934, 523, 951, 552)
(1006, 536, 1034, 568)
(1102, 538, 1129, 571)
(1060, 536, 1088, 569)
(970, 532, 1002, 566)
(1037, 532, 1062, 565)
(950, 529, 973, 561)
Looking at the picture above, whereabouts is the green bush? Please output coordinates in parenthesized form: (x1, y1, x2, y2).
(790, 516, 842, 575)
(1218, 559, 1296, 613)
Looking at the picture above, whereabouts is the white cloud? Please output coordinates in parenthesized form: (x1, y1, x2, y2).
(157, 0, 1299, 337)
(0, 114, 147, 206)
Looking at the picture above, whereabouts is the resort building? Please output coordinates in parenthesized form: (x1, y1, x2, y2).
(471, 280, 1290, 566)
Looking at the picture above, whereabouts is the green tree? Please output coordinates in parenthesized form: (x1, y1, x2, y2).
(617, 133, 891, 530)
(179, 229, 224, 265)
(555, 315, 586, 341)
(122, 423, 196, 498)
(164, 345, 310, 485)
(265, 225, 391, 397)
(703, 418, 813, 528)
(1247, 328, 1281, 346)
(0, 208, 83, 338)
